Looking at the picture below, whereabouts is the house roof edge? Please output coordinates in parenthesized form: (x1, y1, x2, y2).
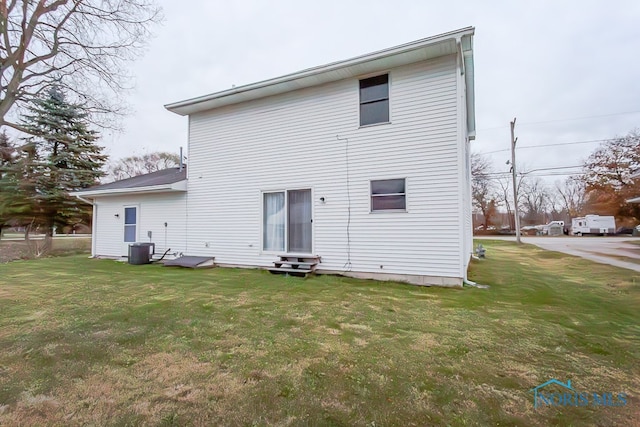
(72, 180, 187, 197)
(165, 27, 475, 116)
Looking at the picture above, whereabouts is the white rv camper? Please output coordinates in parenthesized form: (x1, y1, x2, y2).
(571, 215, 616, 236)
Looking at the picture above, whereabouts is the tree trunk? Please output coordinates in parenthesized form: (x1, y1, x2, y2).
(481, 204, 492, 229)
(24, 221, 32, 242)
(24, 219, 52, 258)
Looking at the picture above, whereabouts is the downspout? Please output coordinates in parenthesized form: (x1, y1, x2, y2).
(75, 195, 98, 257)
(457, 36, 478, 282)
(455, 37, 471, 281)
(464, 278, 489, 289)
(75, 195, 93, 206)
(457, 37, 466, 76)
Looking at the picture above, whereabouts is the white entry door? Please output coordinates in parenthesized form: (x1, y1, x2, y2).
(123, 206, 138, 255)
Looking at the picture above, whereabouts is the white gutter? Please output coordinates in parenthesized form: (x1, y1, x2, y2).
(72, 180, 187, 198)
(75, 195, 94, 205)
(460, 34, 475, 140)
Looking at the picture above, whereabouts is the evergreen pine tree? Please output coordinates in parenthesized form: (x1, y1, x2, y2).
(17, 87, 107, 237)
(0, 131, 14, 168)
(0, 138, 42, 234)
(0, 130, 18, 238)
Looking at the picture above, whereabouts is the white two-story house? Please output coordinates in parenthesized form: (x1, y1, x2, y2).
(77, 27, 476, 287)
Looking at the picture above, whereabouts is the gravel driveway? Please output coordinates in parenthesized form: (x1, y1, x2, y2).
(476, 235, 640, 273)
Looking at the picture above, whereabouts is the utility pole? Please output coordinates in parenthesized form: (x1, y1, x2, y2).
(510, 118, 522, 244)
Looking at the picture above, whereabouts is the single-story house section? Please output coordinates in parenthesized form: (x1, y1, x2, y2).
(75, 167, 187, 257)
(77, 26, 476, 287)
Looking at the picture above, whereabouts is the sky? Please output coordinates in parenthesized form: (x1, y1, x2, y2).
(105, 0, 640, 184)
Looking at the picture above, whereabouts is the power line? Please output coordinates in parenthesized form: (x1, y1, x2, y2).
(528, 165, 583, 172)
(480, 138, 611, 155)
(477, 110, 640, 132)
(484, 166, 584, 180)
(529, 172, 585, 177)
(484, 165, 583, 176)
(486, 171, 585, 180)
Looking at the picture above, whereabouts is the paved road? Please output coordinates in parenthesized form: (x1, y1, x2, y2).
(476, 235, 640, 273)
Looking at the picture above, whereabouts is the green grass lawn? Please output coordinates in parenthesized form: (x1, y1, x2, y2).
(0, 241, 638, 426)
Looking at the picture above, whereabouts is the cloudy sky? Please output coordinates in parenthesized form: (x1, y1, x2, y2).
(106, 0, 640, 183)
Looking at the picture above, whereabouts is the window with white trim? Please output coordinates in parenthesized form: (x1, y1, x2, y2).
(359, 74, 389, 126)
(124, 206, 137, 242)
(371, 178, 406, 211)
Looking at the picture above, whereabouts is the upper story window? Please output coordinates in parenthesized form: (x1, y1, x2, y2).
(359, 74, 389, 126)
(371, 178, 406, 212)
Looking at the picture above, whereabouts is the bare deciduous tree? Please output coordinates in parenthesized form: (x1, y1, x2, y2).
(556, 176, 586, 217)
(520, 176, 551, 224)
(0, 0, 162, 132)
(495, 175, 513, 228)
(471, 152, 496, 228)
(495, 170, 529, 229)
(107, 151, 180, 182)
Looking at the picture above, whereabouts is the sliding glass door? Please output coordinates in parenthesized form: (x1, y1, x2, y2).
(263, 192, 285, 252)
(263, 189, 312, 253)
(288, 189, 312, 253)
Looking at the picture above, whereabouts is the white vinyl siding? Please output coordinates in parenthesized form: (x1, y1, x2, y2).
(186, 54, 464, 280)
(92, 193, 187, 257)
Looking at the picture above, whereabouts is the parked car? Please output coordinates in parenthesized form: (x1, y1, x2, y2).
(541, 221, 564, 234)
(520, 225, 541, 236)
(616, 226, 634, 235)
